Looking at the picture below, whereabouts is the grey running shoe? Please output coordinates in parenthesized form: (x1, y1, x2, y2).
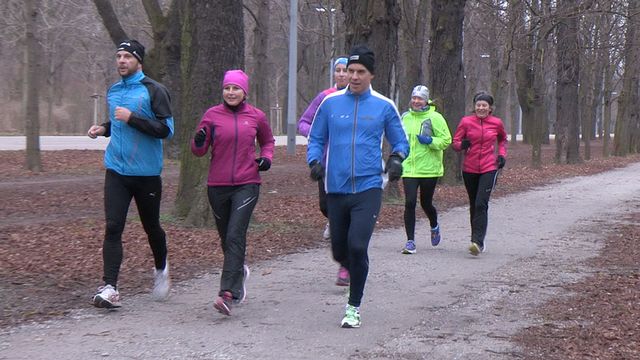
(152, 261, 170, 301)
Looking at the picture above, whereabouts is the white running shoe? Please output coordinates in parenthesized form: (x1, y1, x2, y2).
(323, 223, 331, 240)
(92, 284, 121, 308)
(152, 262, 170, 301)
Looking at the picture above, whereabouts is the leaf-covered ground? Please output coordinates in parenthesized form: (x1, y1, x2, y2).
(1, 140, 638, 358)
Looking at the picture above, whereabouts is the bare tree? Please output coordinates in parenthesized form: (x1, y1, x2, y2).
(428, 0, 466, 183)
(614, 0, 640, 156)
(512, 0, 550, 168)
(174, 0, 245, 226)
(555, 0, 581, 164)
(341, 0, 401, 98)
(23, 0, 42, 171)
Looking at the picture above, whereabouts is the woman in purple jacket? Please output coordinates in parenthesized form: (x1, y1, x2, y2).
(191, 70, 275, 316)
(297, 57, 351, 287)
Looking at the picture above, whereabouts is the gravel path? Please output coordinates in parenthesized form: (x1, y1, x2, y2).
(1, 162, 638, 360)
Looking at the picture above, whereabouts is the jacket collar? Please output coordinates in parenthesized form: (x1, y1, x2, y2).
(121, 70, 144, 83)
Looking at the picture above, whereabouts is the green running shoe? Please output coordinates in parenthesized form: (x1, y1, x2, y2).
(341, 304, 361, 328)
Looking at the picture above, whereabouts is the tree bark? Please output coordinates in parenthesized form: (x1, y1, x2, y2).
(428, 0, 466, 184)
(174, 0, 245, 226)
(613, 1, 640, 156)
(554, 0, 581, 164)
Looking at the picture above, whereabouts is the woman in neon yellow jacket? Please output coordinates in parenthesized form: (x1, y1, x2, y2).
(400, 85, 452, 254)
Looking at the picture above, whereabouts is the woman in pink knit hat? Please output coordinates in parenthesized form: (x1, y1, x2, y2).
(191, 69, 275, 316)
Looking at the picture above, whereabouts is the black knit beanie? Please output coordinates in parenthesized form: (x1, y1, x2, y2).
(116, 40, 145, 64)
(347, 45, 375, 74)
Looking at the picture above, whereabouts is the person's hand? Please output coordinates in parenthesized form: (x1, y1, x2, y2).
(461, 138, 471, 150)
(497, 155, 506, 169)
(385, 153, 403, 182)
(416, 134, 433, 145)
(194, 128, 207, 147)
(309, 160, 324, 181)
(114, 106, 132, 122)
(255, 157, 271, 171)
(87, 125, 105, 139)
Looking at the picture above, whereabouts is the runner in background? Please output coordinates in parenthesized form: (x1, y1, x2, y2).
(452, 92, 507, 256)
(191, 69, 275, 316)
(400, 85, 451, 254)
(298, 57, 351, 286)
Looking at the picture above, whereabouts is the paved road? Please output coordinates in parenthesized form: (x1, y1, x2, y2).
(0, 135, 307, 151)
(1, 161, 638, 359)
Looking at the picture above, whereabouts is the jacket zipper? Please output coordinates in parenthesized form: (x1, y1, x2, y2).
(232, 112, 238, 184)
(351, 96, 359, 193)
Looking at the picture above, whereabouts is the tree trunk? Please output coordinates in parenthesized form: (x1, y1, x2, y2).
(174, 0, 245, 226)
(554, 0, 581, 164)
(613, 1, 640, 157)
(24, 0, 42, 172)
(251, 0, 271, 116)
(342, 0, 403, 198)
(428, 0, 466, 184)
(512, 0, 547, 168)
(398, 0, 430, 108)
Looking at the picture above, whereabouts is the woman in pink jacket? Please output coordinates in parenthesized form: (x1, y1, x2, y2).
(191, 70, 275, 315)
(452, 92, 507, 256)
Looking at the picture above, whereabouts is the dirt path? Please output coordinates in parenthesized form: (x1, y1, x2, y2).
(1, 163, 639, 360)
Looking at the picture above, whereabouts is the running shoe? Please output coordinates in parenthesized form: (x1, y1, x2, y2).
(92, 284, 121, 308)
(402, 240, 417, 254)
(431, 225, 441, 246)
(469, 242, 481, 256)
(214, 291, 233, 316)
(341, 304, 361, 328)
(152, 261, 170, 301)
(336, 266, 350, 286)
(323, 223, 331, 240)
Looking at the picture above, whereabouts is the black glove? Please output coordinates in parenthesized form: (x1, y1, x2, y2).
(255, 157, 271, 171)
(461, 138, 471, 150)
(497, 155, 506, 169)
(385, 153, 403, 182)
(309, 160, 324, 181)
(194, 128, 207, 147)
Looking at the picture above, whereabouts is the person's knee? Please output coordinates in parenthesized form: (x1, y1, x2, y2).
(404, 198, 417, 209)
(105, 219, 125, 236)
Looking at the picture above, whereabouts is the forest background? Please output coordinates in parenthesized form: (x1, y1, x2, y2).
(3, 0, 640, 224)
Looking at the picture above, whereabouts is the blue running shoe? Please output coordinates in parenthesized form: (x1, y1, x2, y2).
(402, 240, 416, 254)
(431, 225, 441, 246)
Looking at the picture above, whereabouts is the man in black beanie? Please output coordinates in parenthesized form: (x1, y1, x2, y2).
(87, 39, 175, 309)
(307, 44, 409, 328)
(116, 40, 145, 64)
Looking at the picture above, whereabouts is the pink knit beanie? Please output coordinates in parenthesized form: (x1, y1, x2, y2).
(222, 69, 249, 95)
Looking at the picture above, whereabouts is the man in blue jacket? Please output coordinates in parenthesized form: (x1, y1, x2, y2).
(307, 45, 409, 328)
(87, 40, 175, 308)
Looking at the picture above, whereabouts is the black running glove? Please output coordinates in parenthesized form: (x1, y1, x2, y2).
(385, 153, 404, 182)
(497, 155, 506, 169)
(194, 128, 207, 147)
(461, 138, 471, 150)
(309, 160, 325, 181)
(256, 157, 271, 171)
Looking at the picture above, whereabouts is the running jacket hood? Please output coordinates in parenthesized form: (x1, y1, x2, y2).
(307, 86, 409, 194)
(191, 101, 275, 186)
(452, 113, 507, 174)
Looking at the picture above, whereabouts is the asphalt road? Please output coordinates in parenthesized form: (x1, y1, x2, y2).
(1, 161, 638, 359)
